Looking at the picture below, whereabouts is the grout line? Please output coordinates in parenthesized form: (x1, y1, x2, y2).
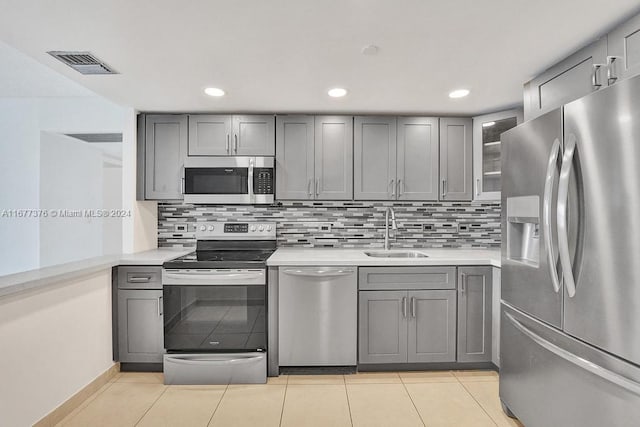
(344, 383, 354, 427)
(206, 383, 229, 427)
(133, 383, 169, 427)
(458, 380, 499, 427)
(400, 380, 427, 427)
(278, 381, 288, 427)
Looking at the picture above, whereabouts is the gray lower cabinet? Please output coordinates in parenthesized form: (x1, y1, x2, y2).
(359, 289, 457, 364)
(115, 267, 164, 364)
(359, 290, 408, 364)
(439, 117, 472, 201)
(607, 13, 640, 84)
(143, 114, 188, 200)
(358, 266, 458, 365)
(524, 38, 607, 121)
(354, 116, 397, 200)
(457, 267, 492, 363)
(188, 114, 274, 156)
(276, 115, 353, 200)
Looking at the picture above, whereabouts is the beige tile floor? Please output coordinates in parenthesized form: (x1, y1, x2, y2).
(56, 370, 524, 427)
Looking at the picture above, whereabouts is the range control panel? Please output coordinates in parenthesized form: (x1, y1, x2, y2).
(194, 222, 276, 239)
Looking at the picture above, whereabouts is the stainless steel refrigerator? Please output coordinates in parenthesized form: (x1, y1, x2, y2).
(500, 74, 640, 427)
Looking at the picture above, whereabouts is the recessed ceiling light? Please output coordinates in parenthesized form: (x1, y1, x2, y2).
(482, 121, 496, 128)
(449, 89, 470, 99)
(204, 87, 225, 97)
(328, 88, 348, 98)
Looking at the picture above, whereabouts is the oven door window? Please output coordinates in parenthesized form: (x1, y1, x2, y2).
(184, 168, 248, 194)
(163, 285, 266, 352)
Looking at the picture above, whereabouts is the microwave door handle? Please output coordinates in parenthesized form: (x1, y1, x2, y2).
(248, 159, 254, 203)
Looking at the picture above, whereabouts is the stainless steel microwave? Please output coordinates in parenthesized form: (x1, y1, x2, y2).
(183, 157, 274, 204)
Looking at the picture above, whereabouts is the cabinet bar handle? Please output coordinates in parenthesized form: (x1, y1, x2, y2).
(442, 179, 447, 198)
(315, 179, 320, 196)
(475, 178, 480, 197)
(397, 179, 403, 197)
(461, 273, 466, 293)
(226, 134, 230, 153)
(128, 276, 152, 283)
(307, 179, 313, 197)
(390, 179, 395, 197)
(592, 64, 603, 89)
(411, 296, 416, 318)
(402, 297, 407, 318)
(234, 134, 238, 153)
(607, 56, 621, 85)
(158, 296, 163, 316)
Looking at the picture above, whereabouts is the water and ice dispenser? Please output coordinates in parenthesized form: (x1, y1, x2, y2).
(506, 196, 540, 266)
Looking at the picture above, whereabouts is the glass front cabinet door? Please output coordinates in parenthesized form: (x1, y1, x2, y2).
(472, 109, 523, 200)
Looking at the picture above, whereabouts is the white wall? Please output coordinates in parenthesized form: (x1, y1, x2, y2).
(0, 269, 114, 427)
(0, 96, 129, 275)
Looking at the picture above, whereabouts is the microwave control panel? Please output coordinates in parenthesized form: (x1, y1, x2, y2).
(254, 168, 274, 194)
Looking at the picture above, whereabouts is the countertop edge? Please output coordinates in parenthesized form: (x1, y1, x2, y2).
(0, 249, 192, 300)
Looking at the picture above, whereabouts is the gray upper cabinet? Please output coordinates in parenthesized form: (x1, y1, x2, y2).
(408, 290, 457, 363)
(397, 117, 439, 201)
(233, 115, 275, 156)
(439, 117, 472, 201)
(354, 116, 397, 200)
(188, 114, 274, 156)
(144, 114, 188, 200)
(314, 116, 353, 200)
(275, 115, 315, 200)
(607, 13, 640, 84)
(524, 38, 607, 121)
(457, 267, 492, 363)
(359, 290, 408, 364)
(276, 115, 353, 200)
(188, 114, 232, 156)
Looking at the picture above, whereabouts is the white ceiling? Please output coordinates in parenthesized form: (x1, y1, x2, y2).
(1, 0, 639, 115)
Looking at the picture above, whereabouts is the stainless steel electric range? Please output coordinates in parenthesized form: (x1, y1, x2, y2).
(161, 222, 276, 385)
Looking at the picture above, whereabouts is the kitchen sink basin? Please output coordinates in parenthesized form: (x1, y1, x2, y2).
(364, 250, 429, 258)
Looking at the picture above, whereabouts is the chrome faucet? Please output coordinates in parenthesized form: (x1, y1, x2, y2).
(384, 207, 398, 250)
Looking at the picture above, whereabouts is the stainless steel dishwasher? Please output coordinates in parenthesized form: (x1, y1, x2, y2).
(278, 267, 357, 366)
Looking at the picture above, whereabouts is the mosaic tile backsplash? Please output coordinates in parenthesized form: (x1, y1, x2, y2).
(158, 201, 501, 249)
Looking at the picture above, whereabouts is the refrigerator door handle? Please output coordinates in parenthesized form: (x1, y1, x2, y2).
(506, 312, 640, 396)
(557, 134, 578, 298)
(543, 138, 562, 293)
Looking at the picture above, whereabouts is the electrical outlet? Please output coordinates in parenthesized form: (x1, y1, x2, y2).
(422, 224, 434, 231)
(457, 224, 469, 233)
(174, 223, 188, 232)
(318, 222, 332, 232)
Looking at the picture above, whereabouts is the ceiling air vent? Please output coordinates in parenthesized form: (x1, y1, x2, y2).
(47, 51, 118, 75)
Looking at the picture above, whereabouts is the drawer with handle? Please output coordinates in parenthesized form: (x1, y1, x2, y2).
(359, 266, 457, 290)
(117, 266, 162, 290)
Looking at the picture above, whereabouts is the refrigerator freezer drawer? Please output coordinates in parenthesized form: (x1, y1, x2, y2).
(500, 303, 640, 427)
(163, 352, 266, 385)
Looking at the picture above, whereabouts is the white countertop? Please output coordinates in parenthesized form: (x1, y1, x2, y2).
(266, 248, 501, 268)
(0, 248, 192, 299)
(119, 248, 193, 265)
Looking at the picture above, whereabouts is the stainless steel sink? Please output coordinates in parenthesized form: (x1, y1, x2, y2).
(364, 250, 428, 258)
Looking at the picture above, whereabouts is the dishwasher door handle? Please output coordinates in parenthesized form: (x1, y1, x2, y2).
(281, 268, 355, 278)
